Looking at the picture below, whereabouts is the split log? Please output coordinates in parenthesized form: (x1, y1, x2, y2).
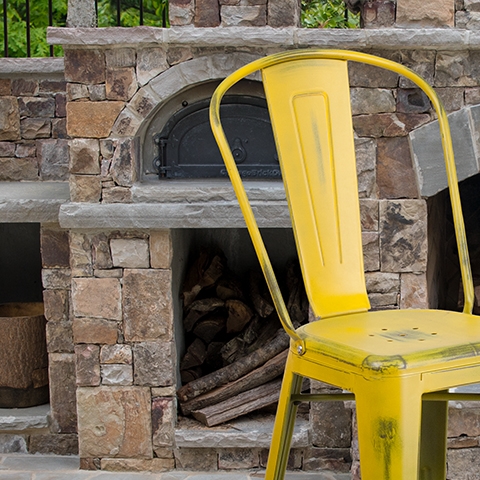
(225, 299, 253, 334)
(216, 276, 245, 301)
(286, 259, 308, 327)
(177, 328, 289, 403)
(220, 315, 262, 365)
(183, 297, 225, 332)
(249, 270, 274, 317)
(181, 349, 288, 415)
(192, 315, 226, 344)
(183, 251, 225, 308)
(179, 338, 206, 371)
(191, 378, 283, 427)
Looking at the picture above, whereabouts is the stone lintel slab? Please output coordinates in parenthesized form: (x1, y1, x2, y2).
(59, 201, 291, 229)
(175, 415, 309, 449)
(0, 57, 64, 77)
(47, 26, 480, 51)
(0, 181, 69, 223)
(410, 107, 479, 197)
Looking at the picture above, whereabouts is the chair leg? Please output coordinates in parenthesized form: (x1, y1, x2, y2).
(354, 376, 423, 480)
(265, 354, 303, 480)
(419, 396, 448, 480)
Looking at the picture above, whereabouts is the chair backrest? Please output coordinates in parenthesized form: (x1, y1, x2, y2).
(210, 50, 474, 344)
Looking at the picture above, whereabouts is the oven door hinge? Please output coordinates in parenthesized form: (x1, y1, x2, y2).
(153, 136, 170, 178)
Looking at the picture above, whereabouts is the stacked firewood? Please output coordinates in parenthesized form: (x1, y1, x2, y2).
(177, 247, 309, 426)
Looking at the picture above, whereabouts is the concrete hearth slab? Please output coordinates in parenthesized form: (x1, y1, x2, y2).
(0, 182, 69, 223)
(175, 414, 309, 449)
(0, 403, 50, 431)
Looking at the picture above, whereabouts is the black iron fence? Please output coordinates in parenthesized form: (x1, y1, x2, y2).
(1, 0, 168, 58)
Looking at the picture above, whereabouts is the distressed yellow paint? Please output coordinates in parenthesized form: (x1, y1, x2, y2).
(210, 50, 479, 480)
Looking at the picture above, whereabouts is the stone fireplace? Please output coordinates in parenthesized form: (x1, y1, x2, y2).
(2, 0, 480, 477)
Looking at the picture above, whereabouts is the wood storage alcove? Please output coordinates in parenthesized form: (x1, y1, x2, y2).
(174, 227, 307, 427)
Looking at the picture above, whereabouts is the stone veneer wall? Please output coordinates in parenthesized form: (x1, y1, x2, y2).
(2, 0, 480, 475)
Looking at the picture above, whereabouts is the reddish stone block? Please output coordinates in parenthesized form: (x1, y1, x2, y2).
(49, 353, 78, 433)
(377, 136, 418, 199)
(11, 78, 38, 96)
(195, 0, 220, 26)
(41, 228, 70, 268)
(64, 49, 106, 84)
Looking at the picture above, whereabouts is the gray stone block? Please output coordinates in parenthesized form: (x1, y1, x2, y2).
(410, 108, 479, 197)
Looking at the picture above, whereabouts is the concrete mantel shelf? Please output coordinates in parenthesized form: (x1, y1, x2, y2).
(59, 180, 291, 229)
(47, 25, 480, 51)
(0, 182, 70, 223)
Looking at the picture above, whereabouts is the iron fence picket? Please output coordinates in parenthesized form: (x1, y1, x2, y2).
(2, 0, 168, 57)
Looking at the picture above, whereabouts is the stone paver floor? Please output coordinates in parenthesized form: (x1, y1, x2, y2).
(0, 455, 351, 479)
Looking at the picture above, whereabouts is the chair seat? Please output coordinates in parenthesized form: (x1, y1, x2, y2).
(299, 309, 480, 376)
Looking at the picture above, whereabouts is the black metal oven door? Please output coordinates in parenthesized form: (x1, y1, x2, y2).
(152, 96, 280, 179)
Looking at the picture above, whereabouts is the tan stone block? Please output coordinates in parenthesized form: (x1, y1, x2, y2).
(174, 447, 218, 470)
(67, 101, 124, 138)
(0, 97, 20, 141)
(355, 137, 376, 199)
(102, 186, 133, 203)
(72, 277, 122, 320)
(123, 269, 173, 341)
(105, 48, 136, 68)
(132, 342, 175, 387)
(106, 67, 138, 101)
(365, 272, 400, 294)
(92, 233, 113, 270)
(218, 448, 260, 469)
(110, 138, 138, 187)
(447, 447, 480, 480)
(397, 0, 454, 26)
(67, 83, 89, 101)
(150, 230, 172, 269)
(0, 78, 11, 95)
(100, 457, 174, 472)
(137, 47, 169, 86)
(380, 200, 428, 273)
(70, 175, 102, 203)
(448, 436, 479, 449)
(362, 232, 379, 272)
(43, 289, 69, 322)
(110, 238, 149, 268)
(360, 199, 379, 231)
(100, 344, 132, 364)
(75, 344, 100, 386)
(0, 157, 38, 181)
(303, 447, 352, 473)
(448, 404, 480, 437)
(69, 138, 100, 174)
(400, 272, 428, 309)
(42, 268, 71, 290)
(77, 386, 152, 458)
(151, 386, 176, 397)
(73, 317, 117, 346)
(101, 364, 133, 385)
(70, 232, 93, 277)
(47, 321, 74, 353)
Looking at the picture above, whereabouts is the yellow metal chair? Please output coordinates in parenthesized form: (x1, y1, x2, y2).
(209, 49, 480, 480)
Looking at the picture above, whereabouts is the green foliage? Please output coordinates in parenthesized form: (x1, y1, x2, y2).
(96, 0, 169, 27)
(0, 0, 169, 57)
(301, 0, 359, 28)
(0, 0, 67, 57)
